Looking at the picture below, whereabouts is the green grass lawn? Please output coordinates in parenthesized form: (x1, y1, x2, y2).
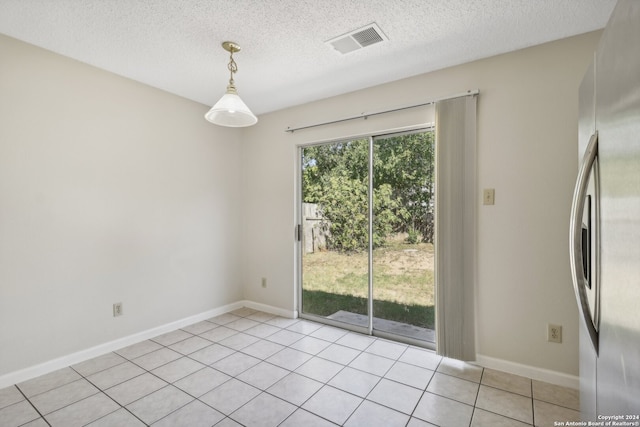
(301, 238, 435, 329)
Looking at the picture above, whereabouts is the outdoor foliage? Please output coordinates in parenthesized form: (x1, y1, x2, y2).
(302, 132, 435, 252)
(315, 172, 400, 251)
(374, 132, 436, 244)
(301, 240, 435, 329)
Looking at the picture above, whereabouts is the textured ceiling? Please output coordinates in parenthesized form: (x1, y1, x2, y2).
(0, 0, 616, 115)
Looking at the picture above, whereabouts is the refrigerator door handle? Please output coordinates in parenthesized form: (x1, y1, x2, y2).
(570, 131, 599, 354)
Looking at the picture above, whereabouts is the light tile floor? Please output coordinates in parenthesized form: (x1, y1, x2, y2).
(0, 307, 581, 426)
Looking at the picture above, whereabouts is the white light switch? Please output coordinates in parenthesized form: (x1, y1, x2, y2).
(483, 188, 495, 205)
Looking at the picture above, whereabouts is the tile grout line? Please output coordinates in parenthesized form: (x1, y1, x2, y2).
(468, 365, 486, 427)
(204, 311, 313, 426)
(9, 312, 382, 426)
(221, 324, 361, 426)
(352, 344, 417, 422)
(21, 314, 384, 425)
(14, 384, 52, 427)
(70, 363, 151, 427)
(127, 312, 251, 426)
(405, 349, 443, 425)
(4, 308, 579, 427)
(531, 379, 536, 427)
(24, 375, 105, 425)
(214, 314, 397, 426)
(154, 313, 309, 425)
(298, 328, 387, 426)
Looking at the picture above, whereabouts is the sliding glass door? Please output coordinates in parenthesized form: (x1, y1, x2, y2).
(300, 138, 371, 330)
(371, 132, 435, 342)
(299, 129, 435, 345)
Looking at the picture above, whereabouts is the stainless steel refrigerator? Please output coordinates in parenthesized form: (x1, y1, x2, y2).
(570, 0, 640, 419)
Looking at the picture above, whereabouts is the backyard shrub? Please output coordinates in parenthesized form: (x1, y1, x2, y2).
(317, 172, 400, 252)
(406, 227, 420, 244)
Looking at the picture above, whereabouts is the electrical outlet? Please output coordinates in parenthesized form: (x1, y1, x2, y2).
(113, 302, 123, 317)
(261, 277, 267, 288)
(548, 324, 562, 343)
(483, 188, 495, 205)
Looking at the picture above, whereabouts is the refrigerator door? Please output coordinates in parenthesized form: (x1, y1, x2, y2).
(594, 0, 640, 414)
(579, 58, 601, 329)
(576, 59, 598, 421)
(571, 50, 600, 354)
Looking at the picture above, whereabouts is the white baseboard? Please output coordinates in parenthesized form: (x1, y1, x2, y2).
(475, 354, 579, 389)
(3, 303, 576, 391)
(0, 300, 293, 389)
(240, 300, 298, 319)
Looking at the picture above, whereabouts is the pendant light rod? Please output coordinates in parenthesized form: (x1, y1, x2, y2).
(205, 40, 258, 127)
(223, 41, 239, 90)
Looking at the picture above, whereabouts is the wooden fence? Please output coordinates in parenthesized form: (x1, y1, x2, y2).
(302, 203, 329, 253)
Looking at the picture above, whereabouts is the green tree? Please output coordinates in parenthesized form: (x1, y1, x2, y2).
(314, 172, 400, 252)
(373, 132, 435, 243)
(302, 131, 435, 252)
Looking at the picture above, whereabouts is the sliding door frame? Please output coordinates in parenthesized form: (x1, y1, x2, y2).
(296, 125, 435, 350)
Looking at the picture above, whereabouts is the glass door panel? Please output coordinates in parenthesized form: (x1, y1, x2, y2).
(372, 131, 435, 342)
(299, 130, 435, 345)
(300, 139, 370, 329)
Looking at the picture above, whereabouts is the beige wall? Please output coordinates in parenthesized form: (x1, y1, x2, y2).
(0, 35, 243, 377)
(241, 31, 602, 377)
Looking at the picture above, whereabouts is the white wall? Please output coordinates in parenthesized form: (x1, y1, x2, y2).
(241, 31, 602, 377)
(0, 35, 243, 377)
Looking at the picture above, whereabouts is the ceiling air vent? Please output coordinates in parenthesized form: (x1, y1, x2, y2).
(326, 23, 388, 54)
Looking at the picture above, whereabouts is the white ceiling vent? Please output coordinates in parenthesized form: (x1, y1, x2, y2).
(326, 23, 388, 54)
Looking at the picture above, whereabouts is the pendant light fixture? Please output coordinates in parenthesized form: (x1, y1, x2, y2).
(205, 41, 258, 127)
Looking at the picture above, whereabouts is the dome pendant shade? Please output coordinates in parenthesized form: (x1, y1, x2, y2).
(205, 41, 257, 127)
(205, 87, 258, 127)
